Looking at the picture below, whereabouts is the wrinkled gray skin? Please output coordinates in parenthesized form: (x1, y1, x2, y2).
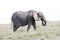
(11, 10, 46, 32)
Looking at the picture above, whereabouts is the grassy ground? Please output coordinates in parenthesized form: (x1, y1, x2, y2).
(0, 21, 60, 40)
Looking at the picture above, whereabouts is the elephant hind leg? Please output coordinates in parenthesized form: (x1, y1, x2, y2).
(13, 23, 21, 32)
(13, 24, 16, 32)
(12, 18, 21, 32)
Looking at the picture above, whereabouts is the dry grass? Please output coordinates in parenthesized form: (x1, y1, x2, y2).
(0, 21, 60, 40)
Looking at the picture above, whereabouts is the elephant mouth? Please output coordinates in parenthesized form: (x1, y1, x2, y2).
(41, 19, 46, 26)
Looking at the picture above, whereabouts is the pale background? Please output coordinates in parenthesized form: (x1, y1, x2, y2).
(0, 0, 60, 24)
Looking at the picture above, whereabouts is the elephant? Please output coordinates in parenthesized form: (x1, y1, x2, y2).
(11, 10, 47, 32)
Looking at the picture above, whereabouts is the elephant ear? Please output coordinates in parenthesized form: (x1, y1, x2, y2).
(33, 12, 39, 21)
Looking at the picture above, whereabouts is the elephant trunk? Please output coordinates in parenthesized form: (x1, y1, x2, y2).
(41, 18, 46, 26)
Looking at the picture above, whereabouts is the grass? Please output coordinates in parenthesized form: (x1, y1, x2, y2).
(0, 21, 60, 40)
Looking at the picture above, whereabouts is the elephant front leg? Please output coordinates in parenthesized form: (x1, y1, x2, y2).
(27, 22, 32, 31)
(32, 21, 36, 30)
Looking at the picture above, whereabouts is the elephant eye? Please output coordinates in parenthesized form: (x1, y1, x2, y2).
(37, 13, 39, 16)
(37, 13, 41, 17)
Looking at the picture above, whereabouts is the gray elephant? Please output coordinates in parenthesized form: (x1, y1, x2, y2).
(11, 10, 46, 32)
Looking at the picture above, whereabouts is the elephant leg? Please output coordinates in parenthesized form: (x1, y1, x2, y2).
(13, 19, 21, 32)
(13, 24, 21, 32)
(32, 21, 36, 30)
(13, 24, 16, 32)
(27, 25, 31, 31)
(27, 22, 32, 31)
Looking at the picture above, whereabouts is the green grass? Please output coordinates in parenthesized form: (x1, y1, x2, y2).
(0, 21, 60, 40)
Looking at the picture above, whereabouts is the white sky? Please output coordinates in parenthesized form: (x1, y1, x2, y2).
(0, 0, 60, 23)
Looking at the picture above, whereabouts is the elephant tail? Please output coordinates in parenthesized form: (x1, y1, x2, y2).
(11, 20, 13, 30)
(11, 21, 12, 29)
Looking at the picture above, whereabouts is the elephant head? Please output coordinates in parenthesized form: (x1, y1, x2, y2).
(33, 11, 46, 26)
